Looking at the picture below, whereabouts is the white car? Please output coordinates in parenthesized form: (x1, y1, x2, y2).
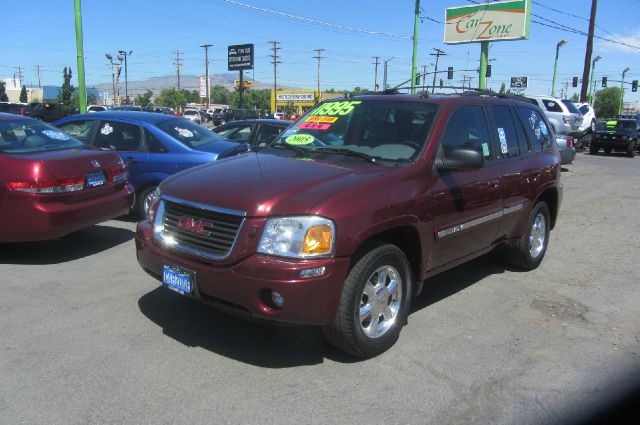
(182, 109, 201, 124)
(87, 105, 107, 113)
(273, 112, 285, 120)
(575, 103, 597, 134)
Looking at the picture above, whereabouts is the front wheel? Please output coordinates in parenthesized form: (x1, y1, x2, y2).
(506, 202, 551, 271)
(323, 244, 412, 358)
(137, 185, 158, 219)
(590, 143, 599, 155)
(627, 141, 637, 158)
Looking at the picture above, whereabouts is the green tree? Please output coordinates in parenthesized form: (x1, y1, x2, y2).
(57, 67, 75, 115)
(0, 81, 8, 102)
(571, 93, 579, 103)
(154, 88, 188, 111)
(134, 90, 154, 107)
(19, 85, 28, 102)
(594, 87, 621, 118)
(211, 85, 231, 105)
(499, 82, 506, 94)
(71, 91, 96, 111)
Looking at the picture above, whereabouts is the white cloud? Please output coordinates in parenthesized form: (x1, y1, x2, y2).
(598, 30, 640, 54)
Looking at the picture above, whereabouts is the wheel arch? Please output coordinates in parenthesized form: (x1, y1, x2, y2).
(535, 187, 559, 230)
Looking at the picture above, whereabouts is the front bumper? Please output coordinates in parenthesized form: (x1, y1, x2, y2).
(0, 183, 133, 243)
(135, 220, 351, 326)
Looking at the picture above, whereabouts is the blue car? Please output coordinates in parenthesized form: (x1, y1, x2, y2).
(54, 111, 247, 216)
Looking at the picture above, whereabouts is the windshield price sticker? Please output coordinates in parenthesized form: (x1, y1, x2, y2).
(312, 101, 361, 117)
(42, 130, 70, 140)
(285, 134, 315, 145)
(299, 122, 332, 130)
(306, 116, 338, 124)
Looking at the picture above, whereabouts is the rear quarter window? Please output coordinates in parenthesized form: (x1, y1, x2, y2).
(542, 100, 564, 113)
(516, 107, 553, 153)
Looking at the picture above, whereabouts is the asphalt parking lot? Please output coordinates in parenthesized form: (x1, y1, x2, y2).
(1, 152, 639, 425)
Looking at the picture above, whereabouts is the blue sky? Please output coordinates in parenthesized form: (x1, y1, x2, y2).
(2, 0, 639, 104)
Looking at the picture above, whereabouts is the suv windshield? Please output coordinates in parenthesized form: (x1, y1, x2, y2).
(607, 120, 637, 131)
(0, 119, 84, 154)
(560, 100, 580, 114)
(155, 117, 225, 148)
(270, 99, 438, 163)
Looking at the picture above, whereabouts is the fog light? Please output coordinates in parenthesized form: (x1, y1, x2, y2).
(271, 291, 285, 308)
(300, 267, 326, 278)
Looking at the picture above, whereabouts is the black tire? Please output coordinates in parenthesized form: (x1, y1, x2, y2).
(136, 185, 157, 219)
(590, 143, 599, 155)
(323, 244, 412, 358)
(627, 141, 636, 158)
(506, 202, 551, 271)
(604, 148, 612, 155)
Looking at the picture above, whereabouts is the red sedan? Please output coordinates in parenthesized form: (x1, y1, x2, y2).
(0, 113, 134, 243)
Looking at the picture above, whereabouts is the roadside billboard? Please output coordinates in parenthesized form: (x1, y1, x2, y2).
(444, 0, 531, 44)
(199, 76, 210, 98)
(228, 44, 254, 71)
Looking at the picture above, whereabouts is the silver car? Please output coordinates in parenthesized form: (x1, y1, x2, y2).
(526, 96, 583, 137)
(556, 135, 576, 165)
(182, 109, 201, 124)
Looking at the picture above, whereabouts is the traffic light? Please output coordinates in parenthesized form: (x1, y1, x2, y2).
(632, 80, 638, 92)
(486, 65, 492, 78)
(602, 76, 607, 88)
(447, 66, 453, 80)
(572, 77, 578, 88)
(440, 79, 444, 88)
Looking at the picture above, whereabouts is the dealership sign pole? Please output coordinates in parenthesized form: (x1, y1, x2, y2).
(445, 0, 531, 90)
(228, 44, 254, 109)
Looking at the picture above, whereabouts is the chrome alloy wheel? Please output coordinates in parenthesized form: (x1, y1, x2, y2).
(528, 212, 546, 259)
(359, 265, 403, 339)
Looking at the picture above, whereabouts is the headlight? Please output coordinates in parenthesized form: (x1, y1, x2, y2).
(257, 216, 335, 258)
(146, 187, 162, 223)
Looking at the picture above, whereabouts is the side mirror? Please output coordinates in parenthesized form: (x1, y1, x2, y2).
(436, 146, 484, 172)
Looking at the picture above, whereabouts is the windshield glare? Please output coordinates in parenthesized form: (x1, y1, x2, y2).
(271, 100, 438, 162)
(155, 118, 225, 147)
(0, 120, 84, 154)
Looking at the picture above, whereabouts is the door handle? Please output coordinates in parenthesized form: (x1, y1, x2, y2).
(125, 157, 139, 164)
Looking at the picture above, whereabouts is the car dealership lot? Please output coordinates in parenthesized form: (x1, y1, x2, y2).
(1, 153, 639, 425)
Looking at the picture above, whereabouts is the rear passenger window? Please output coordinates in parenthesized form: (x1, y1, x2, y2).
(542, 99, 563, 113)
(516, 107, 552, 153)
(95, 121, 142, 151)
(440, 105, 492, 161)
(144, 128, 167, 153)
(488, 105, 519, 158)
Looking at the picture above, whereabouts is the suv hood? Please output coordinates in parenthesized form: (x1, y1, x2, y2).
(159, 151, 393, 216)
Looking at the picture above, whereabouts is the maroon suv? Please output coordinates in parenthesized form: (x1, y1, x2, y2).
(136, 93, 562, 357)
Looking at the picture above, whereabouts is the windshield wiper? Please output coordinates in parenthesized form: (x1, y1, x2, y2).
(267, 143, 310, 155)
(315, 147, 380, 163)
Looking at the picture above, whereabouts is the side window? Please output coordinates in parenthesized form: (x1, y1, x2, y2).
(488, 105, 520, 158)
(56, 120, 93, 143)
(95, 121, 142, 151)
(255, 124, 285, 146)
(542, 99, 563, 113)
(440, 105, 492, 161)
(219, 125, 252, 142)
(144, 128, 167, 153)
(516, 107, 552, 153)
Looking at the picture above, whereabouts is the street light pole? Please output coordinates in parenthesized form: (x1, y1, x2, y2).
(619, 67, 630, 114)
(383, 57, 397, 90)
(552, 39, 567, 97)
(200, 44, 213, 109)
(588, 55, 602, 105)
(73, 0, 87, 113)
(118, 50, 132, 104)
(410, 0, 420, 94)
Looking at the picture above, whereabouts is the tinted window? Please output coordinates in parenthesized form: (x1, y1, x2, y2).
(144, 128, 167, 153)
(217, 124, 253, 142)
(155, 118, 225, 148)
(516, 107, 552, 152)
(561, 100, 580, 114)
(56, 120, 93, 143)
(95, 121, 142, 151)
(0, 120, 84, 154)
(542, 99, 563, 113)
(578, 105, 590, 115)
(441, 105, 492, 160)
(256, 124, 286, 146)
(488, 105, 520, 158)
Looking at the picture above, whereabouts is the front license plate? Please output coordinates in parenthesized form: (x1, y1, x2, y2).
(86, 171, 106, 187)
(162, 264, 193, 295)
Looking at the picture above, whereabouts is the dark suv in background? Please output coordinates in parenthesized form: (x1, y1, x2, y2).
(136, 92, 562, 358)
(23, 102, 67, 122)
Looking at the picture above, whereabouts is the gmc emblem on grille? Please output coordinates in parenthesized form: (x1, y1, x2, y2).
(176, 216, 214, 237)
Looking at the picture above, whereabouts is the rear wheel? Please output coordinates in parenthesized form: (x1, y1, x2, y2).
(627, 141, 637, 158)
(323, 244, 412, 358)
(507, 202, 550, 271)
(604, 147, 612, 155)
(590, 143, 599, 155)
(136, 185, 157, 219)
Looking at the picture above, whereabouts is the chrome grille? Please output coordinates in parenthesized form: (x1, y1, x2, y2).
(158, 198, 244, 259)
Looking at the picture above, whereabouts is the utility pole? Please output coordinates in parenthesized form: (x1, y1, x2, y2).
(580, 0, 598, 102)
(269, 41, 281, 111)
(35, 65, 41, 89)
(430, 48, 446, 94)
(410, 0, 420, 94)
(383, 57, 397, 90)
(118, 50, 132, 104)
(313, 48, 325, 103)
(17, 67, 23, 85)
(200, 44, 213, 109)
(421, 65, 427, 86)
(562, 81, 569, 99)
(372, 56, 380, 91)
(73, 0, 87, 113)
(174, 50, 182, 91)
